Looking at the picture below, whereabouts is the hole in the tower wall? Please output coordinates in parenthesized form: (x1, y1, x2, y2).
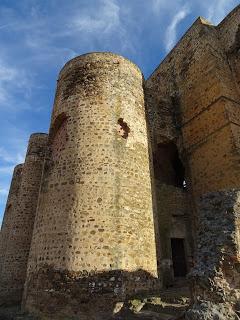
(49, 112, 68, 161)
(49, 112, 68, 142)
(117, 118, 130, 139)
(6, 204, 12, 211)
(153, 141, 186, 188)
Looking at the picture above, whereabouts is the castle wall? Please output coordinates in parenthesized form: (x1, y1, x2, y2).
(186, 190, 240, 320)
(179, 38, 240, 197)
(146, 5, 240, 318)
(0, 133, 47, 305)
(146, 12, 240, 196)
(155, 183, 191, 286)
(0, 164, 23, 282)
(0, 5, 239, 319)
(144, 27, 195, 288)
(23, 53, 159, 319)
(218, 5, 240, 52)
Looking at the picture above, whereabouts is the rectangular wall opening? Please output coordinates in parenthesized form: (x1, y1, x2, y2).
(171, 238, 187, 277)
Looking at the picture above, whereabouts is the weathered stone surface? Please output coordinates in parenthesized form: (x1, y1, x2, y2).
(186, 190, 240, 319)
(0, 4, 240, 320)
(154, 183, 192, 286)
(22, 53, 159, 319)
(0, 164, 23, 278)
(0, 134, 48, 306)
(185, 301, 239, 320)
(145, 4, 240, 319)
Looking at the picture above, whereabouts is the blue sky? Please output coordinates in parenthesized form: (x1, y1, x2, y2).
(0, 0, 239, 225)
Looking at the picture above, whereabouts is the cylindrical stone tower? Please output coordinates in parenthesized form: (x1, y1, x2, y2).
(0, 133, 47, 305)
(24, 53, 159, 319)
(0, 164, 23, 279)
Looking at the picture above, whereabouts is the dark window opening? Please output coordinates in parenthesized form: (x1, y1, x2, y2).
(117, 118, 130, 139)
(172, 148, 185, 188)
(171, 238, 187, 277)
(153, 141, 186, 188)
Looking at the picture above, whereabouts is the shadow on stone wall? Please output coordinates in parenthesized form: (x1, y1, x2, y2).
(23, 265, 160, 320)
(186, 190, 240, 320)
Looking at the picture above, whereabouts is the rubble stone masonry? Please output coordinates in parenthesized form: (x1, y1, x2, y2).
(0, 164, 23, 279)
(0, 5, 240, 320)
(23, 53, 159, 319)
(0, 134, 47, 305)
(146, 4, 240, 319)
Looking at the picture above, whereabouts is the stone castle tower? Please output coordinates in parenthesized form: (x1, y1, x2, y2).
(0, 5, 240, 320)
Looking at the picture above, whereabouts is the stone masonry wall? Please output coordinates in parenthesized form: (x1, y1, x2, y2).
(0, 164, 23, 285)
(0, 5, 240, 319)
(0, 133, 47, 305)
(146, 11, 240, 197)
(146, 5, 240, 319)
(186, 190, 240, 320)
(23, 53, 159, 319)
(155, 183, 192, 287)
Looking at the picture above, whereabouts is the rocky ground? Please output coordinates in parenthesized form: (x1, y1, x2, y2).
(0, 283, 189, 320)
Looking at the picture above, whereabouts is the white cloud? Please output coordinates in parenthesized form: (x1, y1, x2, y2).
(0, 148, 15, 163)
(64, 0, 134, 53)
(70, 0, 120, 34)
(0, 62, 17, 81)
(0, 166, 14, 175)
(0, 23, 13, 30)
(0, 129, 27, 223)
(0, 187, 8, 196)
(0, 147, 24, 164)
(0, 61, 17, 102)
(151, 0, 171, 13)
(0, 59, 33, 105)
(0, 185, 9, 211)
(206, 0, 236, 24)
(165, 5, 190, 52)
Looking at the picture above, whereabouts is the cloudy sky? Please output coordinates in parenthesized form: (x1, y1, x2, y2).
(0, 0, 239, 224)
